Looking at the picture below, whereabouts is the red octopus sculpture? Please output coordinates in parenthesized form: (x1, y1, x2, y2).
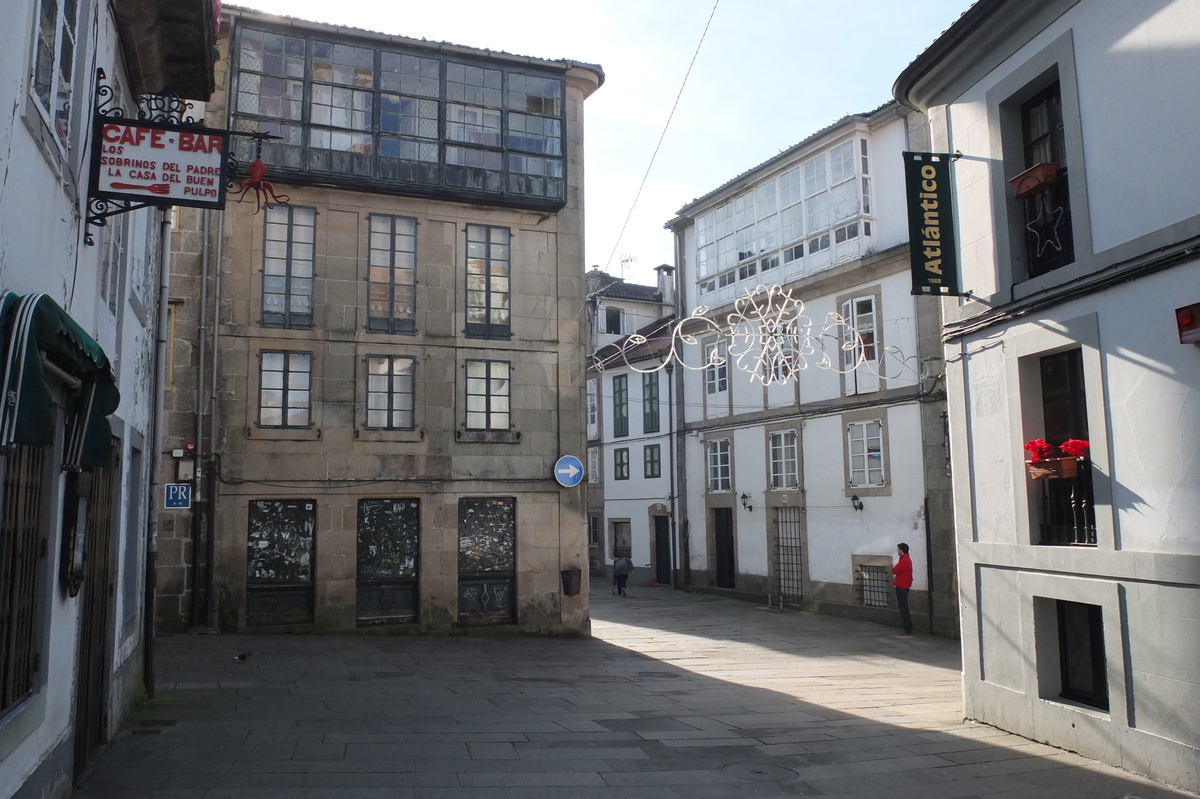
(233, 157, 290, 213)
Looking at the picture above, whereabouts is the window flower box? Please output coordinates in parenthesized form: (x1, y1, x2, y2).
(1025, 456, 1080, 480)
(1010, 162, 1060, 199)
(1023, 437, 1089, 480)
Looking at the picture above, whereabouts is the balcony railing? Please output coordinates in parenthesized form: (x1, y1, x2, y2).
(1037, 462, 1096, 545)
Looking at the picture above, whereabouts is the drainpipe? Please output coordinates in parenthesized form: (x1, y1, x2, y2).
(205, 195, 226, 629)
(144, 208, 173, 698)
(670, 233, 689, 591)
(666, 361, 677, 589)
(190, 209, 210, 628)
(205, 14, 237, 630)
(924, 495, 935, 634)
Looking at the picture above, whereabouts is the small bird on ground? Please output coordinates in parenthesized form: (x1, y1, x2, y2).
(233, 651, 252, 662)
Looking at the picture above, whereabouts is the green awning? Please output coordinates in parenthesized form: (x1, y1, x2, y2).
(0, 292, 121, 469)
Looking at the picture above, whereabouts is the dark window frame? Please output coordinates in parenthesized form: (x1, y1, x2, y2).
(642, 372, 660, 434)
(464, 358, 511, 431)
(643, 444, 661, 479)
(612, 374, 629, 438)
(1020, 81, 1074, 277)
(258, 350, 314, 428)
(261, 205, 316, 330)
(231, 25, 568, 209)
(1035, 348, 1096, 546)
(364, 354, 416, 430)
(1057, 600, 1108, 710)
(604, 307, 623, 335)
(464, 224, 511, 339)
(614, 447, 630, 481)
(366, 214, 417, 334)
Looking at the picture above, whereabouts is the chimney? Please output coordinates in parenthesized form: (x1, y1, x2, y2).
(654, 264, 675, 308)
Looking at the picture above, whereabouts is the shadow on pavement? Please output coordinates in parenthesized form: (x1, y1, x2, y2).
(72, 582, 1195, 799)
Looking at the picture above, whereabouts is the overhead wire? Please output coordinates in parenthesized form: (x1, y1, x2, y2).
(602, 0, 722, 273)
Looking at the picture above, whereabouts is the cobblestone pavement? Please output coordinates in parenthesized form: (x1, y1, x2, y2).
(75, 582, 1195, 798)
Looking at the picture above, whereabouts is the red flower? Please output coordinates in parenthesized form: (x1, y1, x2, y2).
(1059, 439, 1090, 458)
(1023, 439, 1054, 462)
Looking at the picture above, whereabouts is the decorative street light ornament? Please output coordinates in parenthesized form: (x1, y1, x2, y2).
(593, 284, 920, 386)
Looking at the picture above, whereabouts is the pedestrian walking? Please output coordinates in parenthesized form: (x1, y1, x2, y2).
(612, 554, 633, 596)
(893, 542, 914, 635)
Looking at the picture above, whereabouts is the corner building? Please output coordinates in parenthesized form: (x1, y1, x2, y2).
(161, 8, 602, 634)
(896, 0, 1200, 790)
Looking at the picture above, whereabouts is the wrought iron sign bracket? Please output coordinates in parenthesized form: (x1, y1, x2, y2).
(85, 68, 279, 245)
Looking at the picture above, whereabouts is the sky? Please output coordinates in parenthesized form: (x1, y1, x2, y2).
(231, 0, 977, 286)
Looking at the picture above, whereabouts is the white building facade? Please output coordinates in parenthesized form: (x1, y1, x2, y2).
(585, 268, 675, 585)
(895, 0, 1200, 790)
(0, 1, 215, 796)
(666, 106, 957, 634)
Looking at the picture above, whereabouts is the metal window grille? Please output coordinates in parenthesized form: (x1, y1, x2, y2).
(775, 506, 803, 605)
(0, 446, 47, 716)
(857, 564, 890, 608)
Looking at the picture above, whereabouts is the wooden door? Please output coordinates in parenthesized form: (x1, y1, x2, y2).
(653, 516, 671, 585)
(713, 507, 735, 589)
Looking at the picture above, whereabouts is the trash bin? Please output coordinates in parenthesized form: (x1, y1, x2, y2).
(561, 568, 582, 596)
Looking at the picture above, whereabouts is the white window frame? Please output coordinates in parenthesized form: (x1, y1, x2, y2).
(29, 0, 81, 156)
(586, 378, 598, 440)
(365, 355, 415, 430)
(706, 439, 731, 492)
(847, 420, 885, 487)
(465, 359, 511, 430)
(259, 351, 313, 428)
(704, 340, 727, 395)
(587, 446, 599, 483)
(840, 294, 880, 395)
(769, 430, 799, 490)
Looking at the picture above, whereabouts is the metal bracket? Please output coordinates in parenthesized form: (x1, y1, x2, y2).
(85, 67, 281, 244)
(85, 198, 152, 246)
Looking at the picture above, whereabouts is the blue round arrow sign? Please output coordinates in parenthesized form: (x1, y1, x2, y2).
(554, 455, 585, 487)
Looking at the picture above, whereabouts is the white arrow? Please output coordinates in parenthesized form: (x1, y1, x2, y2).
(557, 463, 581, 480)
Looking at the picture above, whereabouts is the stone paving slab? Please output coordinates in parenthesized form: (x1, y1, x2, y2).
(75, 583, 1197, 798)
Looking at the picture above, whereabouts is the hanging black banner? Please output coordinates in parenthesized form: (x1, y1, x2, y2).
(903, 152, 962, 296)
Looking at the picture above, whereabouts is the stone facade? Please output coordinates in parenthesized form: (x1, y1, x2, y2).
(158, 10, 602, 635)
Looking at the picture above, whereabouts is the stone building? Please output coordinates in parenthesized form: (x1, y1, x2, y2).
(665, 104, 958, 635)
(159, 7, 603, 634)
(0, 2, 216, 795)
(895, 0, 1200, 790)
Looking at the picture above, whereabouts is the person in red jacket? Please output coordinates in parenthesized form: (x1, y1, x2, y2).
(892, 542, 914, 636)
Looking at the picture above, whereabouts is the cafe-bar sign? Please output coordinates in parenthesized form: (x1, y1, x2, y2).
(89, 118, 230, 209)
(903, 151, 962, 296)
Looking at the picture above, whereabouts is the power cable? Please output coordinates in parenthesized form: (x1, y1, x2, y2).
(602, 0, 721, 272)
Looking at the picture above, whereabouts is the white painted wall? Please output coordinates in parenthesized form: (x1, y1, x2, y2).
(945, 0, 1200, 291)
(0, 1, 163, 792)
(803, 406, 929, 590)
